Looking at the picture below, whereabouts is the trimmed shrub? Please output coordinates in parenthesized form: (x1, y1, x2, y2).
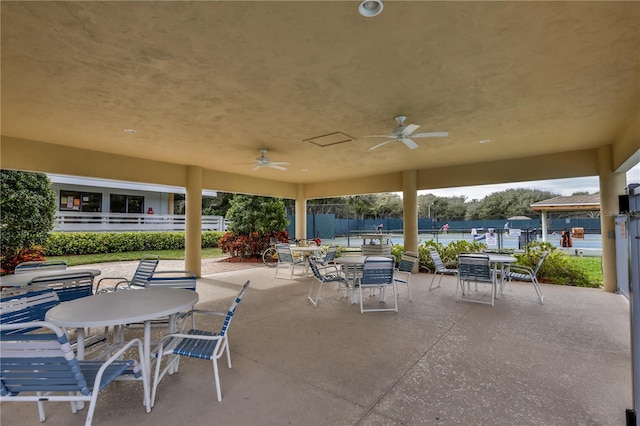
(43, 231, 224, 256)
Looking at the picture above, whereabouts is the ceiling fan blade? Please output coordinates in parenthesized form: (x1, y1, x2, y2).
(366, 134, 395, 139)
(368, 139, 396, 150)
(411, 131, 449, 138)
(252, 164, 264, 171)
(402, 124, 420, 136)
(268, 165, 287, 171)
(270, 161, 290, 166)
(401, 138, 419, 150)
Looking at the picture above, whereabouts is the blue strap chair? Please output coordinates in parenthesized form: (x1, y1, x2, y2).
(505, 251, 547, 304)
(95, 254, 159, 292)
(356, 257, 397, 313)
(0, 321, 149, 426)
(456, 254, 496, 306)
(0, 289, 60, 335)
(308, 257, 349, 307)
(152, 280, 250, 406)
(428, 249, 457, 291)
(393, 251, 419, 301)
(274, 244, 305, 279)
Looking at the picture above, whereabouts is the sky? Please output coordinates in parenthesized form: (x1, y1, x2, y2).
(420, 163, 640, 201)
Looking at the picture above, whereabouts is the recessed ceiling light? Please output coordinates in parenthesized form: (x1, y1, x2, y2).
(124, 129, 137, 134)
(479, 139, 491, 144)
(358, 0, 383, 17)
(301, 169, 309, 172)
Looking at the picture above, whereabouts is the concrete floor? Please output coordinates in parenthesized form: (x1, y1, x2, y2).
(1, 264, 633, 425)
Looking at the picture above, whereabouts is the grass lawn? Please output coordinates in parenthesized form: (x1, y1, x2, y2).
(48, 248, 225, 267)
(570, 256, 603, 287)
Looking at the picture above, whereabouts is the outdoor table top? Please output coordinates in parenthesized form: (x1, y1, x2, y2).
(0, 268, 102, 287)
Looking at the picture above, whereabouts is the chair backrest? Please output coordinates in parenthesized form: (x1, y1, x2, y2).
(0, 321, 92, 396)
(14, 260, 67, 275)
(360, 257, 394, 286)
(275, 244, 295, 263)
(308, 258, 323, 281)
(129, 255, 160, 288)
(428, 250, 446, 272)
(218, 281, 250, 337)
(323, 245, 338, 263)
(28, 272, 94, 302)
(146, 270, 197, 290)
(397, 251, 419, 273)
(532, 251, 549, 276)
(0, 289, 60, 335)
(458, 254, 492, 281)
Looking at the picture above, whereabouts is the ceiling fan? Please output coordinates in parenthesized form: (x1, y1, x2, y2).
(235, 149, 290, 171)
(367, 115, 448, 150)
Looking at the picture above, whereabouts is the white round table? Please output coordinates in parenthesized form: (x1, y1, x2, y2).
(46, 288, 199, 376)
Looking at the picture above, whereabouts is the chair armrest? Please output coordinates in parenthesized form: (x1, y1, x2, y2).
(393, 270, 411, 280)
(508, 265, 535, 275)
(96, 277, 130, 292)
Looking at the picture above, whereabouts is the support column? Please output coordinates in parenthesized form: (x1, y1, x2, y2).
(185, 166, 202, 277)
(402, 170, 419, 271)
(540, 211, 548, 242)
(168, 193, 175, 215)
(598, 146, 626, 293)
(295, 184, 307, 241)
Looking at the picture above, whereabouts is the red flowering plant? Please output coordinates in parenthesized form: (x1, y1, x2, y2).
(0, 245, 46, 276)
(219, 230, 290, 259)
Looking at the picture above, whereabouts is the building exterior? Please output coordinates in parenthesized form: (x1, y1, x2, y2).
(48, 174, 226, 232)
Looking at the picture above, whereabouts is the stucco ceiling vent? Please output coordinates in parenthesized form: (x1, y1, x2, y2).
(303, 132, 356, 148)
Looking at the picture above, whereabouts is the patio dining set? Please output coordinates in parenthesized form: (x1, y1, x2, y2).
(0, 257, 250, 426)
(275, 242, 546, 311)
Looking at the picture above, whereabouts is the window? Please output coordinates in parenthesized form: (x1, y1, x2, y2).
(110, 194, 144, 213)
(60, 191, 102, 212)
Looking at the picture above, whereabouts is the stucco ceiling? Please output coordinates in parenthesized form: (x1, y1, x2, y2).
(1, 1, 639, 186)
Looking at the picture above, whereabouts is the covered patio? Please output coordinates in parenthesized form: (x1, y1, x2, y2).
(1, 265, 631, 425)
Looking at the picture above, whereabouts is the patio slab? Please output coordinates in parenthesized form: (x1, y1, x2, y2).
(0, 262, 632, 425)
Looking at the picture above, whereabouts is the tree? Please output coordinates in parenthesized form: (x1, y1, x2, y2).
(226, 195, 288, 234)
(1, 170, 56, 271)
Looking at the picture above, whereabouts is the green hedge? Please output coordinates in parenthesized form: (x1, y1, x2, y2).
(44, 231, 224, 256)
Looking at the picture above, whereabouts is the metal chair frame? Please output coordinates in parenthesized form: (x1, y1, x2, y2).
(0, 321, 150, 426)
(428, 249, 458, 290)
(456, 254, 496, 307)
(393, 251, 419, 301)
(152, 281, 250, 406)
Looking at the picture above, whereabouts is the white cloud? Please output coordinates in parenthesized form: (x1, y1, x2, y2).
(420, 163, 640, 201)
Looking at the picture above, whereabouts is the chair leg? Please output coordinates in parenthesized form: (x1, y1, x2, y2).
(212, 357, 222, 402)
(307, 279, 324, 307)
(429, 272, 439, 290)
(532, 278, 545, 305)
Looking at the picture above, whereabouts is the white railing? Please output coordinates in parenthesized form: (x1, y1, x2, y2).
(53, 212, 228, 232)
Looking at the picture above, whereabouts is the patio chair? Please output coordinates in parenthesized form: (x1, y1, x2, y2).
(504, 251, 547, 304)
(428, 249, 457, 290)
(307, 257, 349, 307)
(29, 271, 95, 302)
(1, 288, 60, 335)
(14, 260, 67, 274)
(0, 321, 150, 426)
(152, 280, 250, 406)
(274, 243, 305, 279)
(393, 251, 419, 301)
(314, 245, 339, 265)
(356, 257, 397, 313)
(95, 254, 159, 292)
(456, 254, 496, 307)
